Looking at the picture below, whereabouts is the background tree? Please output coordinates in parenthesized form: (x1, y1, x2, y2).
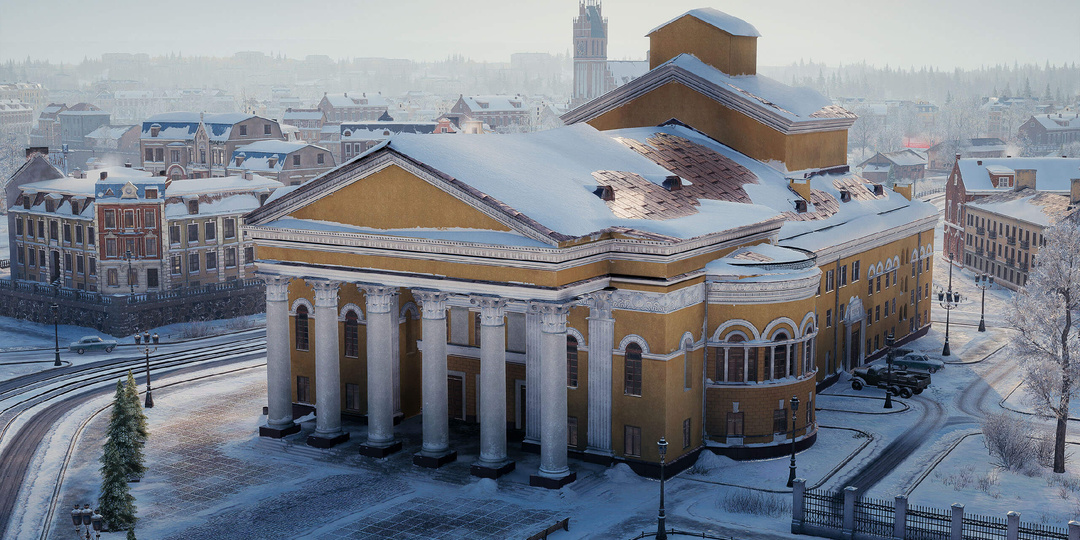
(98, 372, 148, 529)
(1008, 220, 1080, 473)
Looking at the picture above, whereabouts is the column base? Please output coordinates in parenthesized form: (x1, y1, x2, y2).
(582, 449, 615, 466)
(413, 450, 457, 469)
(358, 440, 403, 458)
(471, 460, 516, 479)
(306, 432, 350, 449)
(529, 471, 576, 490)
(259, 423, 300, 439)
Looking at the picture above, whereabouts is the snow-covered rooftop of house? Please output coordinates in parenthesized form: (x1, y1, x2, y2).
(958, 157, 1080, 192)
(85, 125, 136, 140)
(165, 174, 281, 197)
(341, 122, 440, 139)
(648, 7, 761, 37)
(20, 175, 98, 197)
(323, 93, 389, 109)
(704, 244, 819, 281)
(459, 95, 525, 113)
(1031, 113, 1080, 131)
(234, 140, 313, 154)
(966, 187, 1076, 227)
(282, 110, 324, 121)
(140, 112, 256, 141)
(165, 194, 263, 218)
(663, 54, 846, 122)
(885, 150, 926, 167)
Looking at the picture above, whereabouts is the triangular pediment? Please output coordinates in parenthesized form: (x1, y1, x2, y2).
(246, 149, 560, 246)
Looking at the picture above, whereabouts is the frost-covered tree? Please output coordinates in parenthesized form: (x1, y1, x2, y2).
(98, 373, 148, 529)
(1008, 220, 1080, 473)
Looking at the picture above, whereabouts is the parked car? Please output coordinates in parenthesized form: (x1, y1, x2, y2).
(68, 336, 117, 354)
(892, 353, 945, 373)
(850, 364, 930, 398)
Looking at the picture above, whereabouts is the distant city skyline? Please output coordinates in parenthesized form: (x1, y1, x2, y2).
(1, 0, 1078, 70)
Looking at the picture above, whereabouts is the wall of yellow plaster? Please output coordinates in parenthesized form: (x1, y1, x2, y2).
(648, 16, 757, 76)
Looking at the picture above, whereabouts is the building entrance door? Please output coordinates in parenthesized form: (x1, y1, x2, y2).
(448, 374, 464, 420)
(848, 321, 862, 368)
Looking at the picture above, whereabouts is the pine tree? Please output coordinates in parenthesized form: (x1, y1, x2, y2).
(127, 528, 137, 540)
(98, 380, 138, 530)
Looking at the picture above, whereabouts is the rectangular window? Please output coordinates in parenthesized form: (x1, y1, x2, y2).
(852, 261, 861, 281)
(128, 267, 138, 288)
(145, 148, 153, 163)
(317, 153, 325, 164)
(107, 268, 118, 286)
(726, 412, 744, 437)
(623, 425, 641, 457)
(170, 224, 181, 245)
(145, 238, 158, 257)
(345, 383, 360, 411)
(838, 265, 847, 287)
(122, 210, 134, 229)
(37, 220, 44, 238)
(154, 148, 163, 162)
(171, 256, 182, 275)
(825, 309, 832, 328)
(263, 123, 272, 135)
(171, 149, 180, 163)
(105, 238, 117, 257)
(825, 270, 834, 292)
(683, 418, 692, 449)
(885, 271, 890, 288)
(568, 416, 578, 447)
(143, 209, 156, 228)
(296, 376, 310, 403)
(63, 224, 71, 243)
(17, 247, 24, 264)
(224, 218, 236, 239)
(145, 188, 157, 199)
(147, 268, 158, 288)
(87, 227, 94, 245)
(15, 218, 22, 236)
(244, 246, 254, 264)
(774, 409, 788, 434)
(89, 258, 96, 275)
(38, 249, 45, 267)
(187, 223, 199, 243)
(292, 154, 300, 166)
(76, 255, 84, 274)
(204, 221, 216, 241)
(49, 221, 58, 240)
(875, 305, 881, 322)
(206, 251, 217, 270)
(74, 225, 83, 244)
(64, 253, 71, 272)
(225, 247, 237, 267)
(876, 276, 882, 292)
(188, 252, 200, 272)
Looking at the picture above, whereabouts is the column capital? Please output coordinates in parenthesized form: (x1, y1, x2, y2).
(360, 284, 398, 314)
(471, 296, 507, 326)
(531, 301, 571, 334)
(413, 289, 450, 320)
(583, 288, 615, 319)
(310, 280, 341, 307)
(260, 274, 292, 302)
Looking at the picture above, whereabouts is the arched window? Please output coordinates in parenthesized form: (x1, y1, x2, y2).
(566, 335, 579, 388)
(624, 343, 642, 396)
(725, 334, 745, 382)
(295, 305, 309, 351)
(344, 310, 359, 358)
(683, 337, 693, 390)
(772, 332, 788, 380)
(803, 326, 815, 375)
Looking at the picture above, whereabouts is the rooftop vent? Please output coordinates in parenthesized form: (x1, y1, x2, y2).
(150, 123, 160, 137)
(124, 162, 132, 168)
(794, 199, 807, 213)
(594, 185, 615, 201)
(99, 171, 107, 180)
(977, 160, 983, 166)
(267, 156, 278, 168)
(839, 189, 851, 203)
(872, 184, 884, 196)
(662, 175, 682, 191)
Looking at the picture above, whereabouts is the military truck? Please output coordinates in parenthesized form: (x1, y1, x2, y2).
(850, 364, 931, 399)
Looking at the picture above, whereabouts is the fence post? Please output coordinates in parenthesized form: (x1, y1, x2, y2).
(791, 478, 805, 534)
(950, 503, 964, 540)
(843, 486, 857, 538)
(893, 495, 907, 540)
(1006, 511, 1019, 540)
(1070, 520, 1080, 540)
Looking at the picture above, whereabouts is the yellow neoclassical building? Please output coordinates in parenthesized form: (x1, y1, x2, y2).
(244, 8, 937, 487)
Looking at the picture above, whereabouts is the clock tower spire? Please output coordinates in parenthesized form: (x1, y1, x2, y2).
(572, 0, 609, 107)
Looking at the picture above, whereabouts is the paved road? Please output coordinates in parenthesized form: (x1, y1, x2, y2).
(0, 346, 266, 537)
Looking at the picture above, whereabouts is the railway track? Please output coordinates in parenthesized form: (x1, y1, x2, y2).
(0, 338, 267, 538)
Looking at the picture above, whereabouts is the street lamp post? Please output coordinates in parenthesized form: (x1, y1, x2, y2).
(936, 254, 962, 357)
(70, 504, 102, 539)
(135, 330, 158, 408)
(974, 274, 994, 332)
(656, 437, 668, 540)
(52, 278, 62, 366)
(884, 332, 895, 409)
(124, 249, 135, 297)
(787, 396, 800, 487)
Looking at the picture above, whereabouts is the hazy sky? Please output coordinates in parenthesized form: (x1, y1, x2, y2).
(1, 0, 1078, 69)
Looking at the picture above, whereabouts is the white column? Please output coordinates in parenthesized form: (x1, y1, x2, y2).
(524, 307, 542, 445)
(586, 290, 614, 456)
(261, 275, 295, 435)
(414, 290, 452, 458)
(311, 280, 345, 442)
(473, 296, 512, 470)
(391, 294, 401, 416)
(362, 284, 397, 448)
(534, 301, 573, 481)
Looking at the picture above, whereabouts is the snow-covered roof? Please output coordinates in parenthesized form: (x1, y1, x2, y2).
(1031, 114, 1080, 132)
(967, 187, 1077, 227)
(340, 122, 440, 139)
(20, 175, 98, 197)
(260, 218, 552, 248)
(705, 244, 819, 281)
(85, 125, 137, 140)
(283, 110, 324, 121)
(323, 93, 389, 109)
(649, 8, 761, 37)
(957, 157, 1080, 192)
(234, 140, 313, 154)
(140, 112, 257, 142)
(165, 174, 282, 197)
(458, 95, 525, 113)
(165, 194, 263, 218)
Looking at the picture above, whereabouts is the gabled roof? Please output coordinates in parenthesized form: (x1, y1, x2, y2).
(140, 112, 261, 142)
(563, 53, 855, 132)
(340, 121, 441, 139)
(322, 93, 390, 109)
(648, 8, 761, 37)
(967, 187, 1078, 227)
(1031, 114, 1080, 132)
(458, 95, 525, 113)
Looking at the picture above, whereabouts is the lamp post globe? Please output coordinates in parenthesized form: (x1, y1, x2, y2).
(937, 254, 962, 357)
(787, 396, 800, 487)
(656, 437, 668, 540)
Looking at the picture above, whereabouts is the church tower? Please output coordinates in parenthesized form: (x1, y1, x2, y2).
(572, 0, 609, 107)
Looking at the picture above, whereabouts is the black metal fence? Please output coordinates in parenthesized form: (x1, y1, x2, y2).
(906, 504, 952, 540)
(854, 496, 894, 538)
(961, 512, 1007, 540)
(804, 489, 844, 529)
(1017, 522, 1068, 540)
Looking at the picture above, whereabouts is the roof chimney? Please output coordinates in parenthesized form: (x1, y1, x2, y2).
(794, 199, 807, 213)
(594, 185, 615, 201)
(150, 123, 160, 137)
(99, 171, 107, 180)
(839, 189, 851, 203)
(955, 153, 961, 160)
(977, 160, 983, 166)
(662, 175, 682, 191)
(124, 162, 132, 168)
(872, 184, 884, 196)
(267, 156, 278, 168)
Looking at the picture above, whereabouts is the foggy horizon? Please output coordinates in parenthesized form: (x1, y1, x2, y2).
(2, 0, 1078, 71)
